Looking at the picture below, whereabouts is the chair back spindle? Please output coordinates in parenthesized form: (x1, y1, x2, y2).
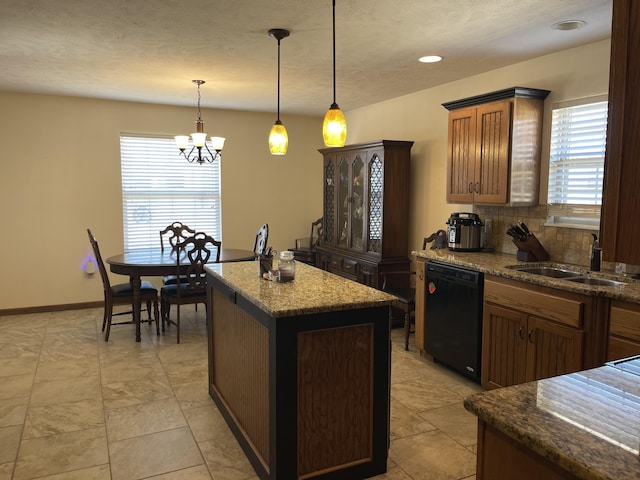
(160, 222, 197, 253)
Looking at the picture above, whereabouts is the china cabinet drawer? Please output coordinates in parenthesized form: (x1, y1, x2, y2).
(343, 259, 357, 275)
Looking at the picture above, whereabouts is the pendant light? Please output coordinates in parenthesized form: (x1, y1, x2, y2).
(268, 28, 290, 155)
(323, 0, 347, 147)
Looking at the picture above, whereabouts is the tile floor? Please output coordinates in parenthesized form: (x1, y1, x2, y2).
(0, 306, 482, 480)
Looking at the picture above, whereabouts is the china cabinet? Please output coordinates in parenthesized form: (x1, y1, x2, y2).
(443, 87, 549, 206)
(316, 140, 413, 289)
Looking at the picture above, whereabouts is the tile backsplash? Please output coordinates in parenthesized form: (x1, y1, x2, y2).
(474, 205, 639, 274)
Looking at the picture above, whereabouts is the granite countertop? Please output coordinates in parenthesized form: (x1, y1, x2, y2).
(205, 260, 395, 318)
(412, 249, 640, 303)
(464, 358, 640, 480)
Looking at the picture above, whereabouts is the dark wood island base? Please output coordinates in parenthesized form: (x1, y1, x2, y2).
(205, 261, 394, 480)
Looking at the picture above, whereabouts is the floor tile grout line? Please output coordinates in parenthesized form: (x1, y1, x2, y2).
(10, 311, 50, 480)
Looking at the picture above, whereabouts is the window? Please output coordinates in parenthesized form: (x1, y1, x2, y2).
(546, 95, 608, 229)
(120, 134, 221, 250)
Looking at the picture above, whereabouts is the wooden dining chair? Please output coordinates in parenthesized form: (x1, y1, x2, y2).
(380, 237, 429, 350)
(253, 223, 269, 257)
(87, 229, 160, 341)
(160, 221, 197, 253)
(289, 217, 323, 265)
(160, 221, 197, 286)
(160, 232, 221, 343)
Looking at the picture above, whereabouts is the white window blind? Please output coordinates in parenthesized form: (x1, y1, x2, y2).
(546, 96, 608, 229)
(120, 134, 221, 251)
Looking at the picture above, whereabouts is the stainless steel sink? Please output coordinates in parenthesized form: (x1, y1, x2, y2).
(510, 265, 627, 286)
(515, 267, 582, 278)
(565, 277, 625, 286)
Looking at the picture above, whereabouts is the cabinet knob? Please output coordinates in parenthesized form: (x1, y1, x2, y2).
(468, 182, 474, 193)
(474, 182, 479, 193)
(518, 325, 525, 340)
(528, 329, 534, 343)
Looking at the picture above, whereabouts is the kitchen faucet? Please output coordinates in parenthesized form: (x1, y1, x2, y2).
(590, 233, 601, 272)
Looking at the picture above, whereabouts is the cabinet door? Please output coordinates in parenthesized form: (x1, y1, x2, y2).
(323, 156, 338, 245)
(350, 154, 366, 251)
(481, 303, 528, 389)
(337, 154, 350, 248)
(366, 151, 384, 254)
(446, 107, 476, 203)
(474, 100, 511, 204)
(601, 0, 640, 265)
(336, 153, 366, 252)
(357, 263, 378, 288)
(526, 316, 583, 383)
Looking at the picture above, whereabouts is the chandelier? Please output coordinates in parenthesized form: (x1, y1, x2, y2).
(175, 80, 225, 164)
(322, 0, 347, 147)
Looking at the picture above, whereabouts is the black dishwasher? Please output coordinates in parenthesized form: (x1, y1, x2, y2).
(424, 261, 483, 382)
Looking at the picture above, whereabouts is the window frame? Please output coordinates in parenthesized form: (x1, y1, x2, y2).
(119, 134, 222, 251)
(545, 94, 608, 230)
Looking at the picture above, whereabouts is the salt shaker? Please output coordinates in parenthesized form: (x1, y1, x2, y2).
(277, 251, 296, 282)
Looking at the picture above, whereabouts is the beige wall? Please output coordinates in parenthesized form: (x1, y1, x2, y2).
(346, 39, 611, 257)
(0, 39, 611, 311)
(0, 93, 323, 310)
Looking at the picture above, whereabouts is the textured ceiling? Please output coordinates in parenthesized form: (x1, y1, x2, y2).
(0, 0, 612, 115)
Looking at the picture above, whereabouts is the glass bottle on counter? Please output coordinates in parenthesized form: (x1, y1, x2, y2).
(277, 251, 296, 282)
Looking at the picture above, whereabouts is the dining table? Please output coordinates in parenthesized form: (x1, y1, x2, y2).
(106, 247, 257, 341)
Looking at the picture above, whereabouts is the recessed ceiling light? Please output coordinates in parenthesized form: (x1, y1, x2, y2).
(419, 55, 443, 63)
(551, 20, 586, 31)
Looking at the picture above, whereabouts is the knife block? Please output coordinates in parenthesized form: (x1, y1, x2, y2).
(512, 234, 550, 262)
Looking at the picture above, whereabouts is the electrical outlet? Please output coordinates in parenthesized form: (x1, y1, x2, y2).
(483, 218, 492, 235)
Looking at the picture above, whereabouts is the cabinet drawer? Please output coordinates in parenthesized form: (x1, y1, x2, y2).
(343, 259, 357, 275)
(610, 304, 640, 342)
(329, 257, 343, 271)
(484, 279, 583, 328)
(608, 336, 640, 361)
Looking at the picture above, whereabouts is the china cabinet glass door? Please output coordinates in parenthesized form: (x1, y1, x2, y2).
(338, 157, 349, 247)
(350, 155, 365, 250)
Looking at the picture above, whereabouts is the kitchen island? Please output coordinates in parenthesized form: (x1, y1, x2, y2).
(464, 356, 640, 480)
(204, 261, 395, 480)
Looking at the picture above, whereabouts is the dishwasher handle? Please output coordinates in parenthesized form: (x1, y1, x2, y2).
(425, 262, 482, 286)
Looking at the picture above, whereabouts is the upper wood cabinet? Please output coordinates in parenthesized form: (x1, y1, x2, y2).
(601, 0, 640, 265)
(443, 87, 550, 206)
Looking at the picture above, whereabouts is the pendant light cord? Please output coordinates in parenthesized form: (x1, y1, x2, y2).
(332, 0, 337, 106)
(196, 81, 203, 121)
(277, 37, 281, 121)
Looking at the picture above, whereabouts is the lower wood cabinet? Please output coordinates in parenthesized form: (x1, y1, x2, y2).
(476, 421, 581, 480)
(482, 276, 586, 389)
(607, 299, 640, 361)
